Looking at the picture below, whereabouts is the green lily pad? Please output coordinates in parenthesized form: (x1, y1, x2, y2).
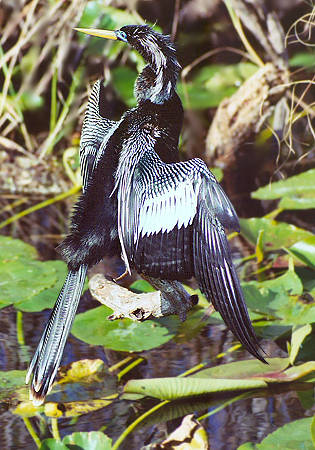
(0, 235, 38, 261)
(124, 377, 267, 400)
(190, 358, 290, 380)
(16, 260, 68, 312)
(0, 259, 58, 307)
(243, 269, 315, 327)
(256, 417, 314, 449)
(289, 236, 315, 270)
(40, 432, 112, 450)
(252, 169, 315, 209)
(240, 218, 313, 251)
(290, 324, 313, 365)
(72, 306, 179, 351)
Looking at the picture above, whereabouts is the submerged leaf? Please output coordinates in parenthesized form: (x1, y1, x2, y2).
(0, 370, 27, 401)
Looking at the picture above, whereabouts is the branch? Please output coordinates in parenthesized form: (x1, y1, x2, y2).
(89, 274, 198, 322)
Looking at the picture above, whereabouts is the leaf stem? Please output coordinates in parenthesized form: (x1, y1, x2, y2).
(16, 311, 25, 346)
(0, 185, 81, 229)
(51, 418, 61, 441)
(108, 356, 133, 373)
(23, 418, 41, 448)
(118, 358, 144, 381)
(112, 400, 169, 450)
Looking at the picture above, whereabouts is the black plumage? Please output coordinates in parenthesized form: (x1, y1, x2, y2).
(27, 24, 265, 405)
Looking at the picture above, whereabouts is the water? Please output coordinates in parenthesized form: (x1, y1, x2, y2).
(0, 299, 313, 449)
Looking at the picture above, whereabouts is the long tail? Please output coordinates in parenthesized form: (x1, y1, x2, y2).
(26, 264, 88, 405)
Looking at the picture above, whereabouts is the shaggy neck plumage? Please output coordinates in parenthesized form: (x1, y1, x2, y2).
(133, 33, 180, 104)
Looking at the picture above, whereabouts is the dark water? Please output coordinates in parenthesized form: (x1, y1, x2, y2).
(0, 297, 314, 449)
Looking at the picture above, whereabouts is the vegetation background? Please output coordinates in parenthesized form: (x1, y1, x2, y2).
(0, 0, 314, 449)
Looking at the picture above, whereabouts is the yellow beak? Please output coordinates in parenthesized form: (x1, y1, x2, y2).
(74, 28, 117, 40)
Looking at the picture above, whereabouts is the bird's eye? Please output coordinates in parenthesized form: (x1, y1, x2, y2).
(116, 30, 128, 42)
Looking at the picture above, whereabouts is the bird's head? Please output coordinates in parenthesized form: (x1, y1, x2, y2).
(75, 24, 180, 104)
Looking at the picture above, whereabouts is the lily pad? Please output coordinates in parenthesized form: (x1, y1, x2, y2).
(0, 235, 38, 262)
(190, 358, 290, 380)
(252, 169, 315, 210)
(256, 417, 314, 449)
(240, 218, 313, 251)
(15, 260, 68, 312)
(124, 377, 267, 400)
(0, 259, 58, 308)
(72, 306, 179, 351)
(289, 236, 315, 270)
(40, 432, 112, 450)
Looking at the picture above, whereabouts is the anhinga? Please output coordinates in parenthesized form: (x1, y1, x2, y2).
(27, 25, 265, 405)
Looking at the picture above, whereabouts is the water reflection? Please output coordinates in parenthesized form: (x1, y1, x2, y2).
(0, 295, 314, 449)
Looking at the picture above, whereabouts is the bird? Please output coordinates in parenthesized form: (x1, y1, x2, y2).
(27, 24, 265, 405)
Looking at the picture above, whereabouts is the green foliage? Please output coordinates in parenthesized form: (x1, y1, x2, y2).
(252, 169, 315, 210)
(240, 417, 315, 449)
(72, 305, 180, 351)
(40, 432, 112, 450)
(240, 217, 313, 250)
(0, 370, 27, 401)
(178, 63, 258, 109)
(0, 236, 68, 311)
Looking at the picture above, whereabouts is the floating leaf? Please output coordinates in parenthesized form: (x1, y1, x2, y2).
(256, 417, 314, 449)
(290, 324, 312, 365)
(290, 52, 315, 69)
(0, 259, 58, 307)
(40, 440, 68, 450)
(0, 235, 38, 261)
(63, 431, 112, 449)
(243, 269, 315, 327)
(289, 236, 315, 271)
(16, 260, 68, 312)
(57, 359, 106, 385)
(44, 398, 115, 418)
(72, 306, 179, 351)
(240, 218, 313, 251)
(191, 358, 290, 380)
(124, 377, 267, 400)
(282, 361, 315, 382)
(252, 169, 315, 203)
(13, 401, 42, 417)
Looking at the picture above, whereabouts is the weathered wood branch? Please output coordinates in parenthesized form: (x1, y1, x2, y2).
(89, 274, 198, 322)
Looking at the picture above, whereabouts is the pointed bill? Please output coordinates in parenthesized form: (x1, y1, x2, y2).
(74, 28, 117, 40)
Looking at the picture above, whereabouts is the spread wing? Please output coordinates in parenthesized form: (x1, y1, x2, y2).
(118, 153, 265, 361)
(80, 79, 117, 191)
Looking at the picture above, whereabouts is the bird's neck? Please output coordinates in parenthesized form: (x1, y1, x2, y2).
(135, 53, 180, 104)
